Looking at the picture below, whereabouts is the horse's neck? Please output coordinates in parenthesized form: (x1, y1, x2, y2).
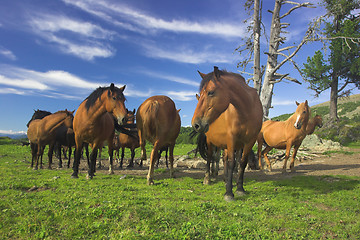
(85, 96, 108, 123)
(285, 113, 307, 133)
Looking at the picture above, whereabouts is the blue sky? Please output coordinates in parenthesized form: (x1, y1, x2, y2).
(0, 0, 358, 134)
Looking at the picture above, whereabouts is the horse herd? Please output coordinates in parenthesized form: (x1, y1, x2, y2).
(26, 67, 323, 201)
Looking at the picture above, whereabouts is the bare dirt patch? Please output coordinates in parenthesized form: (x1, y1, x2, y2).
(69, 148, 360, 182)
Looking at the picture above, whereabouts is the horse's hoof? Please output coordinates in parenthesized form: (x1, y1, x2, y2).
(147, 179, 154, 185)
(32, 167, 38, 171)
(235, 190, 247, 196)
(86, 174, 93, 180)
(224, 194, 235, 202)
(203, 178, 211, 185)
(71, 175, 78, 179)
(109, 170, 114, 175)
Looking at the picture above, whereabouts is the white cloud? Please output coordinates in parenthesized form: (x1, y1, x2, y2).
(141, 43, 235, 64)
(0, 46, 16, 60)
(62, 0, 245, 39)
(0, 129, 27, 135)
(165, 90, 198, 101)
(141, 70, 199, 87)
(28, 14, 116, 60)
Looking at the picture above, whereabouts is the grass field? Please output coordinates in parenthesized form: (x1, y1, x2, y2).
(1, 141, 360, 239)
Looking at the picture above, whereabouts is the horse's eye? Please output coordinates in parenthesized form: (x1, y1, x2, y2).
(303, 111, 306, 114)
(208, 91, 215, 97)
(112, 97, 117, 100)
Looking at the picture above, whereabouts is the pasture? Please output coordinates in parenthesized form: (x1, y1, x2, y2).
(1, 139, 360, 239)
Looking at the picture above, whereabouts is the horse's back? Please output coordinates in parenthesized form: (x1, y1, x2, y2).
(137, 95, 180, 145)
(261, 120, 288, 148)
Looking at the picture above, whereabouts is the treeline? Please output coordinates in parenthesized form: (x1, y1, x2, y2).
(176, 127, 197, 145)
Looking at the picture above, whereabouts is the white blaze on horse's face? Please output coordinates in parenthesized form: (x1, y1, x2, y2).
(294, 114, 302, 129)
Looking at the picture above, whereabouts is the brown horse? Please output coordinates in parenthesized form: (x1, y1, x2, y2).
(136, 95, 181, 185)
(27, 110, 74, 170)
(71, 83, 127, 179)
(115, 109, 140, 168)
(192, 67, 263, 201)
(26, 110, 52, 168)
(306, 114, 323, 135)
(257, 101, 310, 172)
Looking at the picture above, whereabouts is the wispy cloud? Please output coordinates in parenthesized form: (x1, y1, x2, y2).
(141, 43, 236, 64)
(28, 14, 116, 60)
(141, 70, 199, 87)
(164, 90, 198, 101)
(62, 0, 245, 39)
(0, 46, 16, 60)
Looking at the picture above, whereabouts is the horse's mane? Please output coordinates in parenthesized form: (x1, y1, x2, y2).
(199, 68, 245, 92)
(26, 109, 52, 127)
(84, 85, 126, 111)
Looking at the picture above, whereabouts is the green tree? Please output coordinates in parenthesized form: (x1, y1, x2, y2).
(302, 0, 360, 121)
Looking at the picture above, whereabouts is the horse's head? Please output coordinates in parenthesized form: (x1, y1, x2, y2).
(105, 83, 127, 125)
(126, 108, 136, 124)
(294, 101, 310, 129)
(192, 67, 230, 133)
(315, 115, 323, 128)
(63, 109, 75, 129)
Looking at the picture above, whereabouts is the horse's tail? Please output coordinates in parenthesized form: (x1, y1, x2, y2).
(141, 100, 159, 137)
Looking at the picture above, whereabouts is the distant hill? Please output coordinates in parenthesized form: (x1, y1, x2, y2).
(0, 132, 27, 139)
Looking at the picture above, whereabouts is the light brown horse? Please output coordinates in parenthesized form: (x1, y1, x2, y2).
(257, 101, 310, 172)
(136, 95, 181, 185)
(192, 67, 263, 201)
(71, 83, 127, 179)
(27, 110, 74, 170)
(306, 114, 323, 135)
(115, 109, 140, 168)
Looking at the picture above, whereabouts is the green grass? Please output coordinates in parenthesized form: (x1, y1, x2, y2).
(1, 142, 360, 239)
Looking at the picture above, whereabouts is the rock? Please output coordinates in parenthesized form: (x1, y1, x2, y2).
(301, 134, 342, 152)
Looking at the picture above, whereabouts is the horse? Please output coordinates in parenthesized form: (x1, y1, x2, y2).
(192, 67, 263, 201)
(306, 114, 323, 135)
(156, 146, 169, 168)
(115, 109, 140, 168)
(136, 95, 181, 185)
(257, 101, 310, 172)
(26, 110, 52, 168)
(71, 83, 127, 179)
(27, 110, 74, 170)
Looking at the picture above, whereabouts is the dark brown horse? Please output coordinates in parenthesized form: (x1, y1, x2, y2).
(136, 95, 181, 185)
(27, 110, 74, 170)
(257, 101, 310, 172)
(114, 109, 140, 168)
(306, 114, 323, 135)
(71, 83, 127, 179)
(192, 67, 263, 201)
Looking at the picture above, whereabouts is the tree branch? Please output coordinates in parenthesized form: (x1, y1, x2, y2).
(280, 2, 315, 20)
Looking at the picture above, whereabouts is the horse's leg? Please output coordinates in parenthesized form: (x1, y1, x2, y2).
(204, 143, 213, 185)
(48, 143, 55, 169)
(120, 147, 124, 169)
(262, 146, 273, 171)
(165, 149, 169, 169)
(289, 145, 300, 173)
(147, 140, 161, 185)
(211, 148, 220, 177)
(34, 144, 41, 170)
(30, 143, 36, 168)
(57, 144, 63, 168)
(257, 137, 264, 170)
(127, 147, 135, 168)
(88, 147, 98, 179)
(97, 146, 102, 169)
(71, 138, 83, 178)
(224, 146, 236, 202)
(236, 143, 254, 196)
(108, 139, 115, 175)
(67, 146, 71, 168)
(139, 129, 146, 167)
(168, 144, 175, 178)
(282, 143, 293, 173)
(130, 149, 136, 168)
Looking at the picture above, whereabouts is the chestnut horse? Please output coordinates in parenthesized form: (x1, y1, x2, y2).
(192, 67, 263, 201)
(136, 95, 181, 185)
(71, 83, 127, 179)
(306, 114, 323, 135)
(26, 110, 52, 168)
(115, 109, 140, 168)
(27, 110, 74, 170)
(257, 101, 310, 172)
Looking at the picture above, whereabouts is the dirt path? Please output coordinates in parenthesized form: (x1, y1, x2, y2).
(72, 148, 360, 181)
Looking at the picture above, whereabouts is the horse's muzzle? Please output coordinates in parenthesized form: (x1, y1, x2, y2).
(192, 121, 209, 133)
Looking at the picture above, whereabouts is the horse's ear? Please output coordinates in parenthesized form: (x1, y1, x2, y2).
(133, 108, 136, 114)
(119, 85, 126, 92)
(196, 94, 200, 101)
(296, 101, 300, 106)
(110, 83, 115, 91)
(177, 109, 181, 113)
(71, 110, 75, 114)
(305, 100, 308, 106)
(214, 66, 220, 80)
(197, 70, 207, 79)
